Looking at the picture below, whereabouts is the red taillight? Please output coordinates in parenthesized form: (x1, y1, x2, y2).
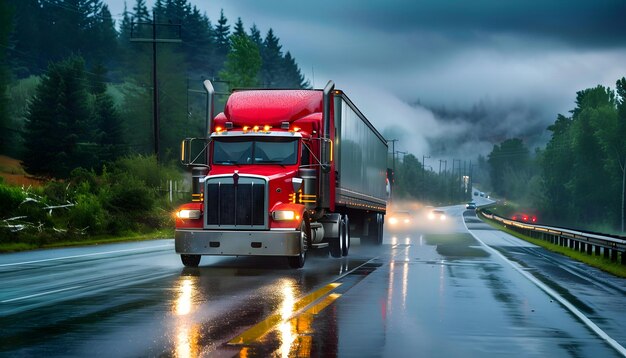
(532, 217, 537, 222)
(512, 215, 517, 220)
(522, 216, 528, 221)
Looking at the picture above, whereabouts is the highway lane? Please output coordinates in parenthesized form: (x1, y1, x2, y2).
(1, 203, 625, 357)
(0, 241, 371, 356)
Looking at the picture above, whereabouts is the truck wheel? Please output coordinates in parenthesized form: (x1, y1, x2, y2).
(341, 215, 350, 256)
(288, 218, 310, 268)
(329, 216, 344, 258)
(181, 254, 201, 267)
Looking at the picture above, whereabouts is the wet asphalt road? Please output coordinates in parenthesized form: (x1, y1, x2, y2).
(1, 202, 625, 357)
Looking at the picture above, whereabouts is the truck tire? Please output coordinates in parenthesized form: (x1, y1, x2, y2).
(288, 218, 310, 268)
(329, 216, 344, 258)
(341, 215, 350, 256)
(181, 254, 201, 267)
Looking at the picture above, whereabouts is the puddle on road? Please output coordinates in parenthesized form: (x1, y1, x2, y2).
(424, 233, 490, 258)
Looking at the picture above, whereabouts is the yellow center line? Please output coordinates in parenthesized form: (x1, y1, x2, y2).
(228, 282, 342, 345)
(303, 292, 341, 316)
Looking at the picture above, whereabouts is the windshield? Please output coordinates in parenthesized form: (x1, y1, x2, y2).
(212, 137, 299, 165)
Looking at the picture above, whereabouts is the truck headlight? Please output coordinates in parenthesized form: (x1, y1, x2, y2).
(176, 209, 201, 219)
(272, 210, 300, 221)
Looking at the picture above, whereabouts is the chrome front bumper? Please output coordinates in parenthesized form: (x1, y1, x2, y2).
(175, 229, 301, 256)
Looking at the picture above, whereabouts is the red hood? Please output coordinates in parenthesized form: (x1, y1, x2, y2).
(209, 165, 299, 180)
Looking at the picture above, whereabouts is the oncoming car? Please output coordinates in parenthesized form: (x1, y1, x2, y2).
(466, 202, 476, 210)
(388, 211, 412, 226)
(428, 209, 446, 221)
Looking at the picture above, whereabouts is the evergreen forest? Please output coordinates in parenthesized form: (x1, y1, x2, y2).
(0, 0, 309, 170)
(0, 0, 309, 246)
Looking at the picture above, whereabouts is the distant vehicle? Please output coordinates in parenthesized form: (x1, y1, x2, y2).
(428, 209, 446, 221)
(474, 192, 478, 196)
(388, 211, 412, 226)
(466, 202, 476, 210)
(511, 213, 537, 223)
(479, 192, 485, 197)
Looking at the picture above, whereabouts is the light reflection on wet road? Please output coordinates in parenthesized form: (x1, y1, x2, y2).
(1, 205, 625, 357)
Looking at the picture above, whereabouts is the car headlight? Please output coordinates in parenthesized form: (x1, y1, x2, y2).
(404, 219, 410, 224)
(428, 213, 435, 220)
(176, 209, 201, 219)
(440, 215, 446, 221)
(389, 217, 398, 225)
(272, 210, 300, 221)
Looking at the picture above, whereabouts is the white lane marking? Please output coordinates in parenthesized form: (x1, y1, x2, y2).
(462, 215, 626, 356)
(0, 243, 172, 267)
(1, 286, 81, 303)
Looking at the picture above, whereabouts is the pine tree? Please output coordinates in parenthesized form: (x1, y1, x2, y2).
(214, 9, 230, 72)
(219, 34, 261, 89)
(8, 0, 43, 77)
(249, 24, 262, 47)
(261, 28, 283, 87)
(91, 65, 125, 164)
(23, 56, 92, 178)
(280, 51, 309, 88)
(0, 0, 13, 154)
(133, 0, 150, 22)
(232, 17, 246, 38)
(185, 6, 215, 77)
(91, 4, 118, 68)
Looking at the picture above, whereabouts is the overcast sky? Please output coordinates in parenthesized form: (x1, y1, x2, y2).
(107, 0, 626, 162)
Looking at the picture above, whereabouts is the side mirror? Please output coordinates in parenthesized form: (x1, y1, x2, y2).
(181, 138, 210, 167)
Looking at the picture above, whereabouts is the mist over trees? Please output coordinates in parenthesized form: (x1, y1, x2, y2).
(1, 0, 309, 177)
(484, 78, 626, 232)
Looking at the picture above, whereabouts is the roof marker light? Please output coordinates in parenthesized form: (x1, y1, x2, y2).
(263, 125, 272, 132)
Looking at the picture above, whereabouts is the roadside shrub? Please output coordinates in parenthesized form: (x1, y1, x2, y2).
(69, 167, 99, 194)
(0, 182, 26, 217)
(43, 181, 72, 203)
(102, 173, 155, 213)
(111, 155, 181, 189)
(68, 193, 106, 234)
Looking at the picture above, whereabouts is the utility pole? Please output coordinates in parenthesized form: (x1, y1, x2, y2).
(388, 139, 399, 171)
(131, 11, 181, 163)
(422, 155, 430, 201)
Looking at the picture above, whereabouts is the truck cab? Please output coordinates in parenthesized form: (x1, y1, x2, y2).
(175, 81, 387, 268)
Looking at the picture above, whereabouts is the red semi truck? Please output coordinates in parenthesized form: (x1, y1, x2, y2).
(175, 80, 388, 268)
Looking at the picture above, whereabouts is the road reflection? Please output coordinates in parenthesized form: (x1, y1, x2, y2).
(278, 279, 297, 357)
(172, 276, 202, 358)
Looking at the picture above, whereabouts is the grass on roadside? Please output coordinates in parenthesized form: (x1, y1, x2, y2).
(0, 228, 174, 253)
(479, 213, 626, 278)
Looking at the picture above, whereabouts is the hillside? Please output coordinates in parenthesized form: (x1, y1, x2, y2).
(0, 155, 44, 186)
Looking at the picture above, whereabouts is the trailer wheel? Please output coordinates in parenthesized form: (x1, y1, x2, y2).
(329, 216, 344, 258)
(288, 217, 310, 268)
(341, 215, 350, 256)
(181, 254, 201, 267)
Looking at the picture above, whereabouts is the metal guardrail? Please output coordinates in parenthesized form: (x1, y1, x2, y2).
(477, 209, 626, 265)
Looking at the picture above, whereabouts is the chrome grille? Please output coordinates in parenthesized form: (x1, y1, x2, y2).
(204, 176, 267, 229)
